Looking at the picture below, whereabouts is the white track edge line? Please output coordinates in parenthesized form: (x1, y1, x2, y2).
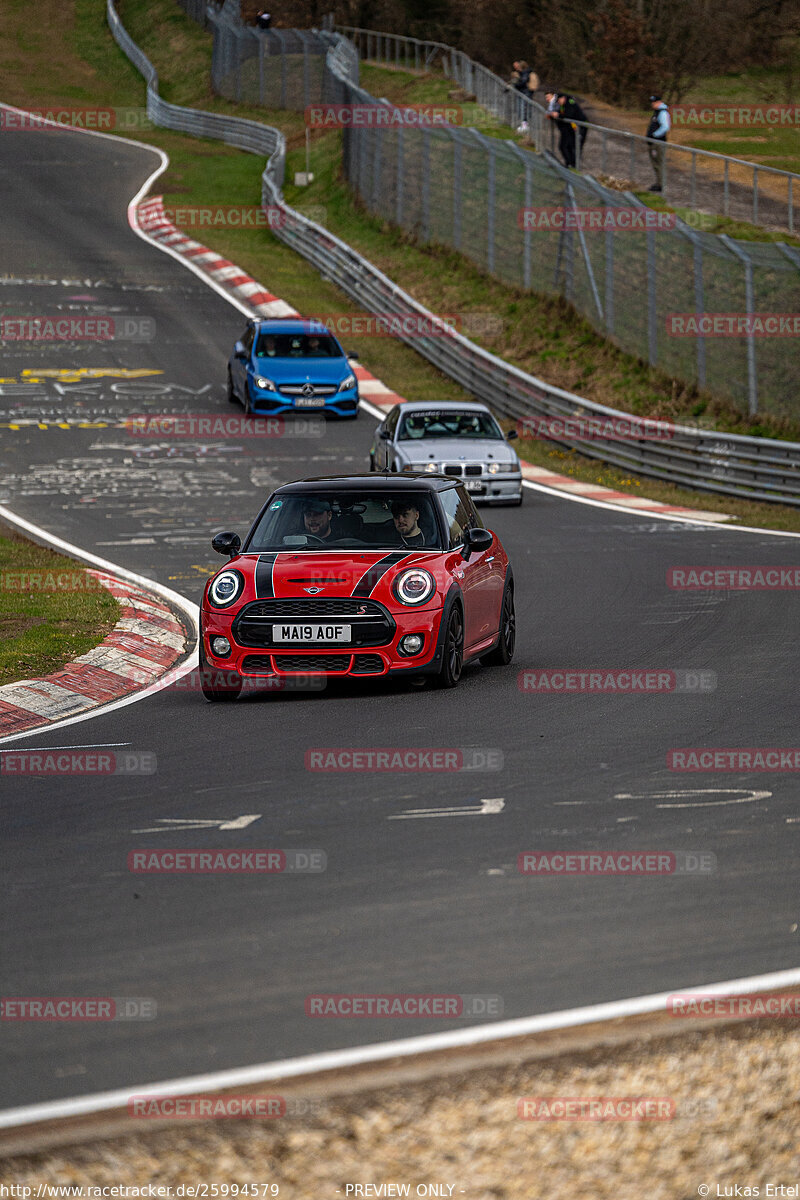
(0, 505, 199, 747)
(2, 965, 799, 1129)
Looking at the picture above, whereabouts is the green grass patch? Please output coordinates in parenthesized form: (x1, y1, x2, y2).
(0, 530, 119, 686)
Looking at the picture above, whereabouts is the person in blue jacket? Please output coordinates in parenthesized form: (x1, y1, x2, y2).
(646, 94, 671, 192)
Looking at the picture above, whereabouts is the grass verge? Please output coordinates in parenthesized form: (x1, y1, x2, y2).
(0, 529, 119, 686)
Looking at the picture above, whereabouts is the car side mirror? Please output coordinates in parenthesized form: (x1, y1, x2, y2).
(234, 341, 247, 359)
(212, 531, 241, 557)
(506, 429, 519, 441)
(460, 526, 493, 560)
(379, 428, 392, 440)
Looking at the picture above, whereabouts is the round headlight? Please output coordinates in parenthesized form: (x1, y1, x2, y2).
(423, 462, 438, 473)
(487, 462, 501, 474)
(393, 568, 435, 606)
(209, 569, 243, 608)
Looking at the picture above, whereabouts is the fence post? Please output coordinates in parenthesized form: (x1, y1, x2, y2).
(259, 34, 265, 104)
(509, 143, 531, 289)
(692, 233, 706, 389)
(487, 139, 496, 275)
(396, 125, 404, 226)
(453, 137, 463, 251)
(721, 235, 758, 416)
(647, 226, 657, 366)
(422, 127, 431, 242)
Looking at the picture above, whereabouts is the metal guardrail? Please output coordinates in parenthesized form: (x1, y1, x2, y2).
(106, 0, 800, 507)
(335, 23, 800, 237)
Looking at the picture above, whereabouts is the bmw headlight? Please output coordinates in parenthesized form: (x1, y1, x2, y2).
(254, 375, 276, 391)
(393, 568, 435, 606)
(423, 462, 438, 473)
(208, 569, 244, 608)
(338, 373, 357, 392)
(487, 462, 501, 474)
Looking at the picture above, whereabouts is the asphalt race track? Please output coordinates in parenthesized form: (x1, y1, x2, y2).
(1, 125, 798, 1109)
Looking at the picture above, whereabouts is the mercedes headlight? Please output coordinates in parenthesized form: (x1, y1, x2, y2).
(338, 373, 357, 392)
(254, 375, 276, 391)
(487, 462, 501, 474)
(393, 568, 435, 606)
(208, 569, 244, 608)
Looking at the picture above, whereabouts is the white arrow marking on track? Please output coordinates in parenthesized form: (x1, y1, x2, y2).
(613, 789, 772, 808)
(132, 815, 262, 833)
(388, 798, 505, 820)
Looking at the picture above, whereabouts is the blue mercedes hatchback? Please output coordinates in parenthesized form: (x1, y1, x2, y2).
(227, 318, 360, 419)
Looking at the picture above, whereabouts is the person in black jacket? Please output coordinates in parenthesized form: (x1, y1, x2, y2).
(553, 92, 589, 169)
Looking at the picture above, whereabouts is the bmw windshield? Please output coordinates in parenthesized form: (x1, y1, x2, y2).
(398, 410, 504, 440)
(247, 492, 444, 551)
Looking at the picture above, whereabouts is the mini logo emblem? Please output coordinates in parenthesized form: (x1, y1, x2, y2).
(303, 586, 323, 594)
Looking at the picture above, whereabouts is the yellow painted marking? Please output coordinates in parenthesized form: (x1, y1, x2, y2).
(21, 368, 163, 380)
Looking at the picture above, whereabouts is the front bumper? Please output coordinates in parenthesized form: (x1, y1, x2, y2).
(248, 385, 359, 418)
(469, 474, 523, 503)
(202, 605, 445, 678)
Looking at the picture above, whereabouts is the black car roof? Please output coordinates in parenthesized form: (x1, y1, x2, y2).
(273, 474, 459, 493)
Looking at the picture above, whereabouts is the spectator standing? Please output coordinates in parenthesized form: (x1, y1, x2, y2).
(553, 92, 589, 169)
(646, 94, 671, 191)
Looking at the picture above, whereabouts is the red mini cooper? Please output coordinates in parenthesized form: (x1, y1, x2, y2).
(199, 474, 515, 700)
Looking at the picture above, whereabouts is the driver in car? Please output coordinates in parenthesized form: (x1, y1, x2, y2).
(302, 498, 335, 540)
(391, 501, 426, 548)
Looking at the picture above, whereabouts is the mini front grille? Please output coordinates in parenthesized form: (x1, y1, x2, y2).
(351, 654, 385, 674)
(241, 655, 275, 674)
(273, 654, 351, 672)
(243, 599, 384, 618)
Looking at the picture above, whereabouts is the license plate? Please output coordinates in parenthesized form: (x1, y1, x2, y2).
(465, 481, 486, 493)
(272, 624, 351, 643)
(294, 396, 326, 408)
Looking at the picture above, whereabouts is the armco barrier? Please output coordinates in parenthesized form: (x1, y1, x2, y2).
(106, 0, 800, 507)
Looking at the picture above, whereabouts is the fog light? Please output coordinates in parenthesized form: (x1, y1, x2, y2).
(210, 636, 231, 657)
(399, 634, 424, 656)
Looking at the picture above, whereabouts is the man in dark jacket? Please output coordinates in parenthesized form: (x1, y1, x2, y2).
(553, 93, 589, 169)
(646, 94, 671, 191)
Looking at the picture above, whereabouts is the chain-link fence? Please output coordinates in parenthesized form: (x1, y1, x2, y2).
(209, 6, 347, 110)
(204, 7, 800, 418)
(336, 24, 800, 237)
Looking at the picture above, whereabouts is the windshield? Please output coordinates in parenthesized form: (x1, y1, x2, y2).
(255, 333, 342, 359)
(247, 491, 443, 551)
(398, 409, 503, 440)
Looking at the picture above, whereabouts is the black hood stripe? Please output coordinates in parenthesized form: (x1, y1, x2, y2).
(255, 552, 278, 598)
(351, 552, 412, 598)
